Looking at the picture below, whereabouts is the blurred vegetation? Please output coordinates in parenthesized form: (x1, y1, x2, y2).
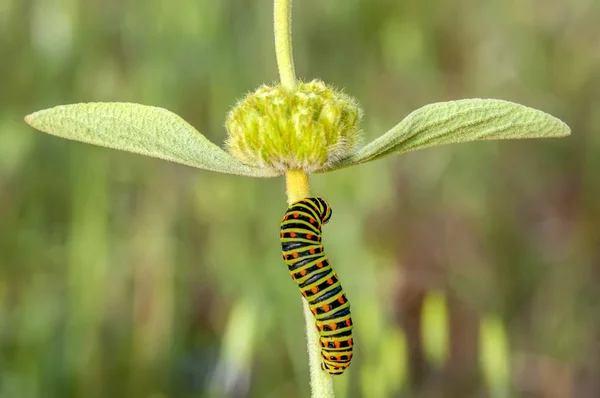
(1, 0, 599, 397)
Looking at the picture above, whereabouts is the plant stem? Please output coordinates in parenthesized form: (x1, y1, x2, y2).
(285, 169, 309, 204)
(285, 170, 335, 398)
(301, 299, 335, 398)
(274, 0, 297, 90)
(278, 4, 330, 396)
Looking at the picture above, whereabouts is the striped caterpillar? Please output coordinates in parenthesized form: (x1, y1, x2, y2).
(280, 197, 353, 375)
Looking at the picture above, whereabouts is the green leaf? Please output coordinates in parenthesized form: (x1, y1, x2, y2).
(324, 99, 570, 171)
(24, 103, 277, 177)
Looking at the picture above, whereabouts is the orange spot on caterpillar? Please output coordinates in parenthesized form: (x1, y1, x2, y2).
(300, 269, 307, 276)
(335, 341, 340, 349)
(306, 234, 312, 239)
(290, 231, 296, 238)
(292, 252, 299, 259)
(327, 278, 334, 285)
(323, 304, 330, 312)
(348, 338, 353, 346)
(309, 248, 315, 254)
(311, 287, 319, 294)
(294, 213, 299, 218)
(317, 262, 323, 268)
(338, 296, 345, 304)
(330, 323, 337, 330)
(310, 218, 315, 224)
(336, 355, 341, 361)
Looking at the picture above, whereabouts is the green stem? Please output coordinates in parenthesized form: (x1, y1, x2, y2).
(274, 0, 297, 90)
(285, 171, 335, 398)
(302, 300, 335, 398)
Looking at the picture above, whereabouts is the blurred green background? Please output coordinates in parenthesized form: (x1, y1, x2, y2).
(1, 0, 599, 397)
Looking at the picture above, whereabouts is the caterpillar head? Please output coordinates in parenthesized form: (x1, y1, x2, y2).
(315, 197, 332, 224)
(225, 80, 363, 175)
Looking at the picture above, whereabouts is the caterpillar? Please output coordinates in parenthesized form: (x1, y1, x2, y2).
(280, 197, 353, 375)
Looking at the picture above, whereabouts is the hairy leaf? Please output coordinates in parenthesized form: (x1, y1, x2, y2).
(25, 103, 277, 177)
(324, 99, 570, 171)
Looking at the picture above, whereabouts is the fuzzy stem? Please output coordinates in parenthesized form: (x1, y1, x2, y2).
(285, 170, 309, 204)
(274, 0, 297, 90)
(285, 170, 335, 398)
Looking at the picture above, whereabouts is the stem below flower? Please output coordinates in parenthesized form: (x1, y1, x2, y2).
(285, 170, 335, 398)
(285, 169, 309, 203)
(274, 0, 297, 90)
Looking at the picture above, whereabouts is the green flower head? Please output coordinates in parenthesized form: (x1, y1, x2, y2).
(225, 80, 363, 175)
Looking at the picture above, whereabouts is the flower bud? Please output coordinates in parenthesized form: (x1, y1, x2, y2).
(225, 80, 362, 174)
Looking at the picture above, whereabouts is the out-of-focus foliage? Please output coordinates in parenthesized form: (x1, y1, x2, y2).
(0, 0, 598, 397)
